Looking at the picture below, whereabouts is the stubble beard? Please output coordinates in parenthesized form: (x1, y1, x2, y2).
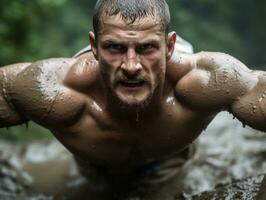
(106, 83, 155, 113)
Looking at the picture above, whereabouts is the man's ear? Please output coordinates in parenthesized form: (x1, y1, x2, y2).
(166, 31, 176, 60)
(89, 32, 98, 60)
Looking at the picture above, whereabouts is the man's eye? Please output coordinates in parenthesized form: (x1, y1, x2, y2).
(137, 44, 154, 53)
(107, 44, 126, 52)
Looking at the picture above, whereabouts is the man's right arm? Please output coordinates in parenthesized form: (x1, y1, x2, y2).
(0, 63, 31, 127)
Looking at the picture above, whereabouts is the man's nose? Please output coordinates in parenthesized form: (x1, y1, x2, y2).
(121, 49, 142, 76)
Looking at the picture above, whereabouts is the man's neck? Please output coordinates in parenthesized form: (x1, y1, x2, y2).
(106, 94, 163, 127)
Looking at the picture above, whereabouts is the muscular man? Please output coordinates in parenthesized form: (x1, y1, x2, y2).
(0, 0, 265, 199)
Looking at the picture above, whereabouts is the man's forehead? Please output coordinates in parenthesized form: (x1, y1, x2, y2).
(99, 14, 162, 33)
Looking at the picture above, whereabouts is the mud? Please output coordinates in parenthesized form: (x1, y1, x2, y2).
(188, 174, 264, 200)
(0, 112, 266, 199)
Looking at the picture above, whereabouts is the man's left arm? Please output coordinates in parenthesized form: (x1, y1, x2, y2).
(175, 51, 266, 131)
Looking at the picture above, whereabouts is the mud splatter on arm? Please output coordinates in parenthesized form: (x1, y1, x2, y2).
(175, 51, 266, 131)
(0, 63, 31, 127)
(231, 70, 266, 131)
(175, 52, 257, 112)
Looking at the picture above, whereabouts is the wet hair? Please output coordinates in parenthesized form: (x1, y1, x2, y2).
(93, 0, 171, 39)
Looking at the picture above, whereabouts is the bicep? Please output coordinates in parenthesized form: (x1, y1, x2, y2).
(174, 51, 266, 131)
(8, 58, 87, 128)
(175, 52, 257, 113)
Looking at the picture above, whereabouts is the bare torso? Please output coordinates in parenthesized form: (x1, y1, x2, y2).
(3, 42, 264, 172)
(4, 50, 214, 168)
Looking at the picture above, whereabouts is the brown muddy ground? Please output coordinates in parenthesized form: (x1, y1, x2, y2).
(0, 112, 266, 200)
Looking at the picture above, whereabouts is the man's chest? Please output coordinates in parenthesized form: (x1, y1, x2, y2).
(51, 99, 212, 166)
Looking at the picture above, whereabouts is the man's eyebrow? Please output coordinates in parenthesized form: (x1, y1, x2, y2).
(100, 37, 162, 45)
(137, 39, 161, 45)
(101, 40, 128, 47)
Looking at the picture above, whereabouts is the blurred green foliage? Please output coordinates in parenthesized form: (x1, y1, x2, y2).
(0, 0, 92, 65)
(0, 122, 52, 141)
(0, 0, 266, 140)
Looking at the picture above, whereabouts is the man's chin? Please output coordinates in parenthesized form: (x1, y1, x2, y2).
(119, 97, 147, 108)
(115, 93, 152, 110)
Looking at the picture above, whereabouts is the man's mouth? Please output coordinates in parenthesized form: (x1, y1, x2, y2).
(119, 80, 145, 88)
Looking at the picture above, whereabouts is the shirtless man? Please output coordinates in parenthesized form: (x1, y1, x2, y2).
(0, 0, 265, 199)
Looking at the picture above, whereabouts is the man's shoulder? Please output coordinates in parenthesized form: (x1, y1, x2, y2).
(64, 53, 100, 90)
(166, 51, 196, 87)
(23, 56, 99, 89)
(166, 34, 195, 83)
(3, 57, 87, 125)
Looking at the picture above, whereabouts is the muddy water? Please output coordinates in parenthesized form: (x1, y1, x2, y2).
(23, 159, 74, 195)
(190, 174, 264, 200)
(0, 111, 266, 199)
(21, 142, 82, 199)
(181, 112, 266, 196)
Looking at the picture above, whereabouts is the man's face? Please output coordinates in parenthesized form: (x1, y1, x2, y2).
(90, 15, 175, 109)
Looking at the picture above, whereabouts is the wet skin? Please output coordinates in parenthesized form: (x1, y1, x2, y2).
(1, 15, 266, 169)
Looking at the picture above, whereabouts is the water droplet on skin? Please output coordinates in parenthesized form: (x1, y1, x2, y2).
(259, 97, 263, 102)
(226, 90, 230, 94)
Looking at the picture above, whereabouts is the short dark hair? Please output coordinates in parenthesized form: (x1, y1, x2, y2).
(93, 0, 171, 38)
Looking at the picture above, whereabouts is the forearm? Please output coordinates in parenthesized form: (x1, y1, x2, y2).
(231, 70, 266, 131)
(0, 63, 31, 127)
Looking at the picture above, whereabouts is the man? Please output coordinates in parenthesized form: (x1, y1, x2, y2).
(0, 0, 265, 199)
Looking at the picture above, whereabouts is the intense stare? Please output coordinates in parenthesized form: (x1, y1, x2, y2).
(90, 15, 176, 110)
